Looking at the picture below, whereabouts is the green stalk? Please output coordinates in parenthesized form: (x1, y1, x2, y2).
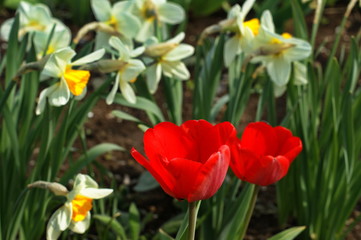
(188, 201, 198, 240)
(238, 185, 260, 240)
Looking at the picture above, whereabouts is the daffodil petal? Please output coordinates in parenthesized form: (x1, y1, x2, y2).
(293, 61, 308, 85)
(121, 59, 146, 82)
(42, 47, 75, 78)
(106, 73, 120, 105)
(157, 2, 185, 24)
(283, 39, 312, 61)
(0, 18, 14, 41)
(224, 36, 241, 67)
(273, 83, 287, 97)
(131, 46, 145, 58)
(48, 79, 71, 106)
(163, 44, 194, 61)
(115, 13, 141, 38)
(161, 61, 190, 80)
(91, 0, 112, 22)
(136, 19, 154, 43)
(109, 36, 129, 60)
(167, 32, 185, 44)
(241, 0, 256, 18)
(69, 212, 91, 234)
(35, 84, 59, 115)
(46, 203, 72, 240)
(79, 188, 113, 199)
(228, 4, 241, 19)
(266, 57, 291, 86)
(120, 79, 136, 103)
(260, 10, 275, 33)
(72, 49, 105, 66)
(146, 63, 162, 93)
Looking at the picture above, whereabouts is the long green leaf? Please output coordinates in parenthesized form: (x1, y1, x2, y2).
(268, 226, 306, 240)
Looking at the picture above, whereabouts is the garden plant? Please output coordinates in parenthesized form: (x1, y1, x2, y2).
(0, 0, 360, 239)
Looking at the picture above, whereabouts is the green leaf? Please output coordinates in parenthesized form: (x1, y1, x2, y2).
(129, 203, 141, 240)
(112, 110, 141, 123)
(134, 171, 159, 192)
(94, 214, 127, 239)
(113, 94, 165, 124)
(267, 226, 306, 240)
(60, 143, 124, 184)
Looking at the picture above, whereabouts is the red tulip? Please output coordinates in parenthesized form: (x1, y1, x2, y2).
(131, 120, 237, 202)
(230, 121, 302, 186)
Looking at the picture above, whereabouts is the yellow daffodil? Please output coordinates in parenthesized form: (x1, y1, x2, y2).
(106, 36, 146, 104)
(251, 10, 311, 87)
(0, 1, 67, 41)
(130, 0, 185, 42)
(90, 0, 141, 49)
(36, 47, 105, 115)
(143, 32, 194, 93)
(43, 174, 113, 240)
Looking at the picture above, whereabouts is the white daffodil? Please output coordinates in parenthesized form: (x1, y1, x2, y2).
(33, 26, 72, 59)
(222, 0, 258, 67)
(143, 32, 194, 93)
(0, 1, 67, 41)
(90, 0, 141, 48)
(251, 10, 311, 86)
(106, 36, 146, 104)
(129, 0, 185, 42)
(36, 47, 105, 115)
(273, 61, 309, 97)
(45, 174, 113, 240)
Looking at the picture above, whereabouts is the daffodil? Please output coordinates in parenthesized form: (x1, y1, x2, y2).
(251, 10, 311, 86)
(33, 26, 72, 59)
(129, 0, 185, 42)
(221, 0, 257, 67)
(44, 174, 113, 240)
(143, 32, 194, 93)
(36, 47, 105, 115)
(0, 1, 67, 41)
(90, 0, 141, 48)
(106, 36, 146, 104)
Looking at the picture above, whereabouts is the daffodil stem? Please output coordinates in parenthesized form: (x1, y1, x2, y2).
(238, 185, 260, 240)
(188, 201, 198, 240)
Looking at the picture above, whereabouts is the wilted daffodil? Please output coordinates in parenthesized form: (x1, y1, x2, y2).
(130, 0, 185, 42)
(251, 10, 311, 87)
(36, 47, 105, 115)
(89, 0, 141, 48)
(144, 32, 194, 93)
(0, 1, 67, 41)
(28, 174, 113, 240)
(106, 36, 146, 104)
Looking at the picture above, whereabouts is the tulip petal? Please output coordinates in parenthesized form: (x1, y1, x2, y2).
(131, 148, 175, 197)
(165, 157, 203, 200)
(144, 122, 192, 160)
(69, 212, 91, 234)
(189, 145, 230, 202)
(240, 121, 278, 157)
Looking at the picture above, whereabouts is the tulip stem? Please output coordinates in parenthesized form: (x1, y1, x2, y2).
(188, 201, 198, 240)
(238, 185, 260, 240)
